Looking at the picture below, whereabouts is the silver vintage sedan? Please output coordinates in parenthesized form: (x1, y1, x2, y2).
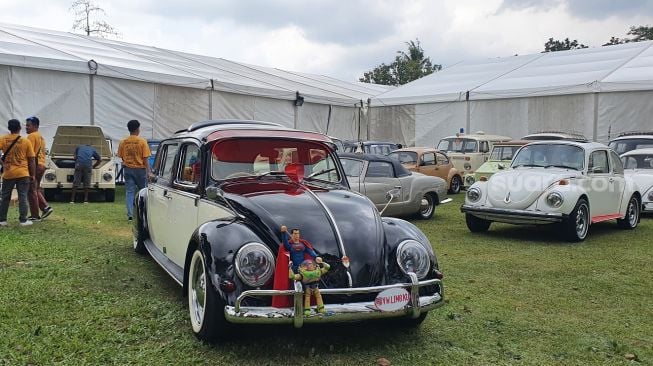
(339, 153, 448, 219)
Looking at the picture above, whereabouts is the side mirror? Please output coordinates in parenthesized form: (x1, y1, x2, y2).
(385, 188, 400, 201)
(205, 186, 222, 200)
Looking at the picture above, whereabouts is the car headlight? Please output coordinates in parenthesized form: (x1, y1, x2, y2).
(648, 190, 653, 201)
(396, 240, 430, 279)
(235, 243, 275, 287)
(464, 162, 472, 170)
(465, 175, 475, 186)
(102, 173, 113, 182)
(45, 172, 56, 181)
(546, 191, 564, 208)
(467, 187, 481, 202)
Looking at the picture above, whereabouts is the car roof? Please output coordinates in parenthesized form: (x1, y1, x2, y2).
(440, 133, 512, 141)
(620, 148, 653, 157)
(611, 132, 653, 141)
(167, 119, 331, 143)
(339, 152, 411, 176)
(492, 140, 530, 146)
(521, 140, 606, 150)
(521, 131, 588, 141)
(390, 147, 441, 154)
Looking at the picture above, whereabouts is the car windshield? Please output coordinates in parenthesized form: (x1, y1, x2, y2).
(387, 151, 418, 165)
(340, 158, 364, 177)
(621, 154, 653, 170)
(210, 138, 341, 183)
(437, 138, 477, 153)
(511, 144, 584, 170)
(609, 138, 653, 155)
(489, 146, 520, 161)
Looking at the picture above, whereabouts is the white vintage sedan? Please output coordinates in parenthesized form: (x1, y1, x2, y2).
(461, 141, 641, 241)
(621, 148, 653, 213)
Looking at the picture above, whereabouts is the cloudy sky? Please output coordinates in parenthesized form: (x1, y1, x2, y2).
(1, 0, 652, 81)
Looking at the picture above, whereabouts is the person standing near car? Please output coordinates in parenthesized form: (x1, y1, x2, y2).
(117, 120, 151, 221)
(25, 116, 53, 221)
(70, 144, 101, 203)
(0, 119, 36, 227)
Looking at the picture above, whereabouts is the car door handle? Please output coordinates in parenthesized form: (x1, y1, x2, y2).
(609, 178, 614, 183)
(394, 185, 402, 189)
(163, 191, 173, 199)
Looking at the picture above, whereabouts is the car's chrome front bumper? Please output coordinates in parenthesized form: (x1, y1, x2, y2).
(224, 273, 443, 328)
(642, 202, 653, 212)
(461, 204, 568, 224)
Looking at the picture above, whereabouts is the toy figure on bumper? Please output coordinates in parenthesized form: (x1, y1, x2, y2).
(291, 258, 330, 315)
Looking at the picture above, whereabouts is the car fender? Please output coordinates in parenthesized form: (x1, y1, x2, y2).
(464, 181, 488, 205)
(134, 187, 150, 233)
(533, 183, 587, 215)
(381, 217, 439, 282)
(184, 219, 276, 306)
(619, 178, 641, 215)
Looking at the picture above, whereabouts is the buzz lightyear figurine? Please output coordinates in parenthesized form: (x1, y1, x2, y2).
(289, 257, 330, 315)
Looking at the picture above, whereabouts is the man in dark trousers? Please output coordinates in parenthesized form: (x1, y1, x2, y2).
(117, 120, 151, 220)
(0, 119, 36, 226)
(25, 116, 54, 221)
(70, 144, 101, 203)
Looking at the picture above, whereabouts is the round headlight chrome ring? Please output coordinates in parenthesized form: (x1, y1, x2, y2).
(44, 172, 56, 181)
(464, 162, 472, 170)
(467, 187, 481, 202)
(396, 239, 430, 280)
(102, 172, 113, 182)
(647, 190, 653, 202)
(234, 242, 276, 288)
(465, 175, 476, 186)
(546, 191, 564, 208)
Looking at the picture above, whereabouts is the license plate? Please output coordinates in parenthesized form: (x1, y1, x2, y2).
(374, 288, 411, 312)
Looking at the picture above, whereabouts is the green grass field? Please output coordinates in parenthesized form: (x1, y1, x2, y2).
(1, 187, 651, 365)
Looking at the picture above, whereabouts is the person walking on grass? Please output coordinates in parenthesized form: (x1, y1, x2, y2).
(25, 116, 53, 221)
(117, 120, 151, 221)
(70, 144, 101, 203)
(0, 119, 36, 227)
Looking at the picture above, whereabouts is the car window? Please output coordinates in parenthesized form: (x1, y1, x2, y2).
(159, 143, 179, 181)
(177, 144, 201, 186)
(210, 138, 340, 183)
(512, 144, 584, 170)
(588, 150, 609, 174)
(366, 161, 394, 178)
(437, 138, 477, 153)
(422, 153, 435, 166)
(622, 154, 653, 169)
(436, 152, 448, 165)
(609, 150, 624, 174)
(609, 139, 653, 154)
(479, 141, 489, 153)
(490, 146, 518, 161)
(388, 151, 417, 165)
(340, 158, 363, 177)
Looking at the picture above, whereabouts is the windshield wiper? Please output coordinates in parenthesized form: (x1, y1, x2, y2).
(306, 167, 336, 179)
(512, 164, 541, 168)
(544, 164, 579, 171)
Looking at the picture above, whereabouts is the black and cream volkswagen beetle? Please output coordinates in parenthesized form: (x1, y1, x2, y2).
(133, 120, 444, 341)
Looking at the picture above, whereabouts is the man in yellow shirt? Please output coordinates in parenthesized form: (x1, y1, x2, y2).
(117, 120, 151, 221)
(0, 119, 36, 227)
(25, 116, 54, 221)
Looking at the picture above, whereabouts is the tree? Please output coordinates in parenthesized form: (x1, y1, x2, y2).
(70, 0, 119, 38)
(360, 39, 441, 86)
(542, 38, 588, 52)
(603, 25, 653, 45)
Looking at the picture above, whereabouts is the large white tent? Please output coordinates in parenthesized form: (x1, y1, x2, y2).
(0, 22, 392, 146)
(370, 41, 653, 146)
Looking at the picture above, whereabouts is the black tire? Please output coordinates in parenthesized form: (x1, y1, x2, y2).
(132, 215, 148, 255)
(563, 198, 590, 242)
(465, 213, 491, 232)
(448, 175, 462, 194)
(105, 188, 116, 202)
(617, 195, 640, 229)
(188, 249, 228, 342)
(416, 193, 436, 220)
(44, 188, 55, 201)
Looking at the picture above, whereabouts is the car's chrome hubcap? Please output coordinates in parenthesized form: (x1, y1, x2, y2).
(420, 196, 433, 216)
(628, 200, 638, 226)
(452, 178, 459, 191)
(190, 254, 206, 328)
(576, 204, 588, 238)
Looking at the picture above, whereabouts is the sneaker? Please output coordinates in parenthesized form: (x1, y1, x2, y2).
(0, 221, 8, 227)
(41, 206, 54, 219)
(28, 216, 41, 222)
(70, 201, 75, 204)
(19, 220, 33, 226)
(128, 216, 133, 221)
(84, 201, 89, 204)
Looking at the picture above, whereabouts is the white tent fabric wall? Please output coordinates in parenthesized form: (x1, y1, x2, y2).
(154, 84, 210, 138)
(0, 65, 90, 144)
(368, 105, 415, 146)
(598, 91, 653, 142)
(414, 101, 466, 147)
(326, 106, 360, 140)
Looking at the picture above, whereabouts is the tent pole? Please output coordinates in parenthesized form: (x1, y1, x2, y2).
(593, 92, 599, 142)
(89, 74, 95, 126)
(208, 79, 214, 120)
(465, 91, 471, 133)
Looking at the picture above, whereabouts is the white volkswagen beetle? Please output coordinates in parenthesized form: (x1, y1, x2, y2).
(621, 148, 653, 213)
(461, 141, 641, 241)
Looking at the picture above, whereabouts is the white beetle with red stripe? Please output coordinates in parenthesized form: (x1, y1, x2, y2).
(461, 140, 641, 242)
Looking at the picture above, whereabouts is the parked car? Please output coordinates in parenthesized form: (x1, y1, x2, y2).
(522, 130, 588, 141)
(339, 152, 448, 219)
(147, 139, 162, 169)
(133, 120, 444, 341)
(387, 147, 462, 194)
(608, 131, 653, 155)
(41, 125, 116, 202)
(436, 131, 512, 188)
(343, 140, 402, 155)
(461, 141, 641, 241)
(621, 148, 653, 213)
(473, 140, 529, 182)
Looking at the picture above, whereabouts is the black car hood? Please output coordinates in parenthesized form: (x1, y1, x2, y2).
(222, 180, 385, 288)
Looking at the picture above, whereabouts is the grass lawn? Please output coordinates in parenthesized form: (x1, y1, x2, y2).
(1, 187, 651, 365)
